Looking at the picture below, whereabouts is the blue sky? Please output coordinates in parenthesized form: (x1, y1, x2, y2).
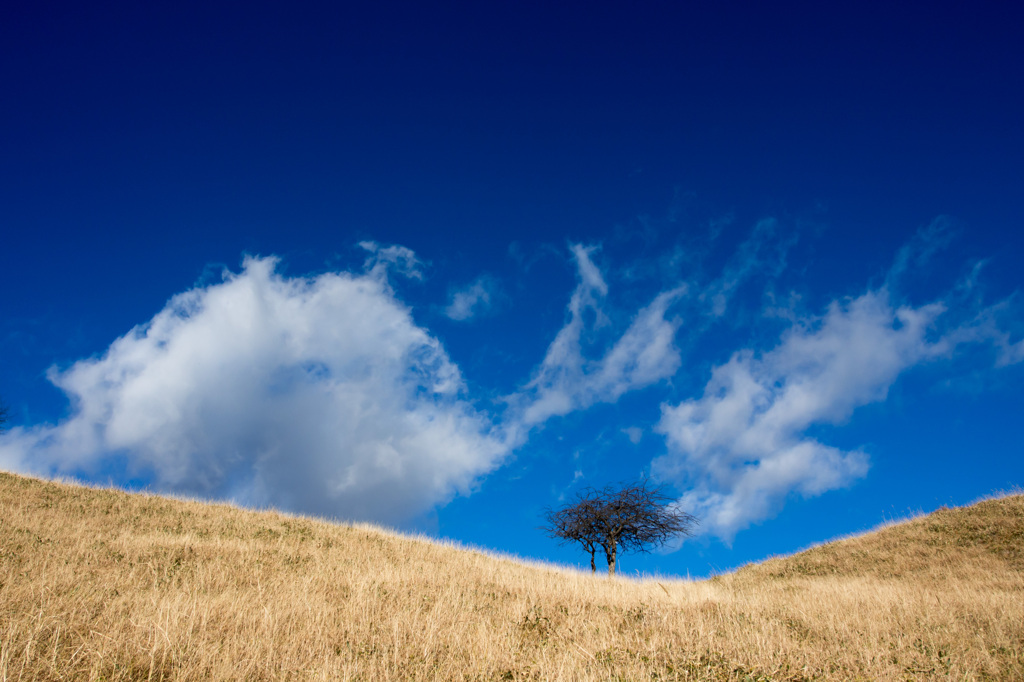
(2, 2, 1022, 576)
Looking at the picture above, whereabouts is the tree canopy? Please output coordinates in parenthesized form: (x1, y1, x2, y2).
(542, 480, 698, 575)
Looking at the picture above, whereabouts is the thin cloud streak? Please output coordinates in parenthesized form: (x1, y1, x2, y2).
(701, 217, 795, 318)
(512, 244, 685, 428)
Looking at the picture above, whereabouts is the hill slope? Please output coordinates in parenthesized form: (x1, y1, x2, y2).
(738, 491, 1024, 582)
(1, 471, 1022, 681)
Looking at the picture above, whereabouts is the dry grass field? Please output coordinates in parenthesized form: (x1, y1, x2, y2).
(1, 471, 1022, 680)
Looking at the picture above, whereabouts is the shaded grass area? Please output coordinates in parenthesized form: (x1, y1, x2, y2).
(1, 471, 1022, 680)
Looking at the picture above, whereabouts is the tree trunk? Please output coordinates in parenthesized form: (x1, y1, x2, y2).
(607, 540, 616, 575)
(589, 552, 596, 572)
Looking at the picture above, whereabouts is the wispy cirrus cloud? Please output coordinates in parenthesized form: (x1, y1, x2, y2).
(885, 216, 957, 291)
(511, 244, 685, 428)
(0, 256, 505, 523)
(701, 217, 795, 318)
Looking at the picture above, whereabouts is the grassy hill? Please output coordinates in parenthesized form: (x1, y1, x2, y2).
(1, 471, 1021, 680)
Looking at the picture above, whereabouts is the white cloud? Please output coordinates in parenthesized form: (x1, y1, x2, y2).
(514, 244, 685, 427)
(654, 289, 949, 540)
(445, 276, 496, 321)
(359, 240, 424, 280)
(0, 256, 506, 523)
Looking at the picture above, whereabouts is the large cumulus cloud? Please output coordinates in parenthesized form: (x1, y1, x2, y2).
(0, 256, 506, 523)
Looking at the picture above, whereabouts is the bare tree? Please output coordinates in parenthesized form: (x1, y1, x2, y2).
(542, 492, 604, 572)
(542, 479, 698, 575)
(0, 398, 9, 433)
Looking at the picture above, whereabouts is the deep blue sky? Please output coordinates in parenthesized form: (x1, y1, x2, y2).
(2, 2, 1022, 576)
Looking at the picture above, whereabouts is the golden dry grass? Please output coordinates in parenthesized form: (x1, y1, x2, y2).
(1, 471, 1022, 680)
